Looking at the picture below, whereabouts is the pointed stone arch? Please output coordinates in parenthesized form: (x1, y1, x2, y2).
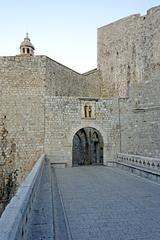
(72, 127, 103, 166)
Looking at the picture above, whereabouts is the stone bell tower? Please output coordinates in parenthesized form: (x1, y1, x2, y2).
(20, 33, 35, 56)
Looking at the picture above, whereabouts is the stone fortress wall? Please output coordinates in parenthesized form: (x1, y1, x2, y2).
(0, 55, 103, 213)
(97, 5, 160, 157)
(44, 96, 120, 166)
(0, 56, 45, 213)
(120, 75, 160, 158)
(97, 6, 160, 98)
(1, 5, 160, 213)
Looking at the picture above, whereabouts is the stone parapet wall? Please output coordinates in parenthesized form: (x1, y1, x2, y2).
(117, 153, 160, 172)
(0, 154, 45, 240)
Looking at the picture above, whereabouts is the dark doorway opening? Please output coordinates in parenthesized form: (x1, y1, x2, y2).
(72, 127, 103, 166)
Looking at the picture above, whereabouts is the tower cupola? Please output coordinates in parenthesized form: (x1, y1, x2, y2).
(20, 33, 35, 56)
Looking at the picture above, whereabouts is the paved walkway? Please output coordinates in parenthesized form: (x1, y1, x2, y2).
(28, 165, 160, 240)
(27, 164, 54, 239)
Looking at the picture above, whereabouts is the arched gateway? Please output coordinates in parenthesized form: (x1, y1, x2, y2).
(72, 127, 103, 166)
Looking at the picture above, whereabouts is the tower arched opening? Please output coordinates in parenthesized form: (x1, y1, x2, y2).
(72, 127, 103, 166)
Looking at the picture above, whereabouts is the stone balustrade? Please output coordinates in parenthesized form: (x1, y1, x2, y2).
(117, 153, 160, 172)
(0, 154, 46, 240)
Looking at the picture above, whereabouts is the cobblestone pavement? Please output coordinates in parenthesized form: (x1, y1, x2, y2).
(55, 166, 160, 240)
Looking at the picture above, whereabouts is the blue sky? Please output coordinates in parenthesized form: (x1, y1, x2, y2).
(0, 0, 160, 73)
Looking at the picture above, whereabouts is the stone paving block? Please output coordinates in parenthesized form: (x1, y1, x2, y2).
(55, 166, 160, 240)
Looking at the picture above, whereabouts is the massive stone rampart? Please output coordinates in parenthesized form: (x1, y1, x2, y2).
(98, 6, 160, 98)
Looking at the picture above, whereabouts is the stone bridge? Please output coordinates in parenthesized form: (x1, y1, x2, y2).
(1, 155, 160, 240)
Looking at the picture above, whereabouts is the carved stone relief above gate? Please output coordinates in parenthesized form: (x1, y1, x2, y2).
(80, 99, 96, 119)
